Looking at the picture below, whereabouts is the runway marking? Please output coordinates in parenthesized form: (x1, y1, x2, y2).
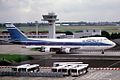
(89, 68, 120, 70)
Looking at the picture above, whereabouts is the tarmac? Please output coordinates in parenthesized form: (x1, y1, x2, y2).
(0, 69, 120, 80)
(1, 44, 120, 80)
(1, 45, 120, 67)
(1, 44, 120, 56)
(0, 45, 53, 55)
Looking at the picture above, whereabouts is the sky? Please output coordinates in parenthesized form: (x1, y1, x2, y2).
(0, 0, 120, 23)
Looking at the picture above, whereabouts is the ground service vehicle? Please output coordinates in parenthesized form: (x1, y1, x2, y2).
(12, 64, 40, 72)
(70, 64, 89, 76)
(53, 62, 83, 67)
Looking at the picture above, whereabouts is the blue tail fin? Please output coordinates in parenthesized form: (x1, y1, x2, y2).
(5, 23, 28, 42)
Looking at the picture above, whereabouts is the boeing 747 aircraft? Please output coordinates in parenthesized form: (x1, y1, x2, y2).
(5, 23, 116, 54)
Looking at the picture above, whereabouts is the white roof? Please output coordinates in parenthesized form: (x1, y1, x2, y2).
(52, 65, 68, 69)
(53, 62, 83, 67)
(25, 64, 39, 69)
(15, 64, 39, 69)
(71, 64, 89, 70)
(61, 64, 78, 69)
(15, 64, 30, 68)
(54, 62, 83, 64)
(71, 66, 86, 70)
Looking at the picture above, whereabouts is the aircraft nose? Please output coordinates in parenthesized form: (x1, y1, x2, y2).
(112, 41, 116, 47)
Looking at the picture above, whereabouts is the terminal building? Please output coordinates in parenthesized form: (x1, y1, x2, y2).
(73, 29, 101, 38)
(59, 29, 101, 38)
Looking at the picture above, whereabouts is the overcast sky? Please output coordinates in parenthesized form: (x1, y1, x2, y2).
(0, 0, 120, 23)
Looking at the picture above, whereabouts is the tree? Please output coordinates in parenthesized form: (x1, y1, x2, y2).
(101, 31, 110, 39)
(65, 31, 73, 35)
(117, 33, 120, 39)
(0, 24, 2, 27)
(111, 33, 118, 39)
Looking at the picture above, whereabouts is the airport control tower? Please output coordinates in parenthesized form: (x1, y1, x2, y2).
(42, 12, 59, 38)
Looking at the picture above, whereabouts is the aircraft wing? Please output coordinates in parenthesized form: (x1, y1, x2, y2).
(25, 45, 80, 48)
(24, 45, 80, 53)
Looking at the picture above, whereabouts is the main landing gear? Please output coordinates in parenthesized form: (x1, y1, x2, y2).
(101, 50, 104, 54)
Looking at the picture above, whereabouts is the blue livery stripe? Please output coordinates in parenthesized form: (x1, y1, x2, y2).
(20, 40, 112, 46)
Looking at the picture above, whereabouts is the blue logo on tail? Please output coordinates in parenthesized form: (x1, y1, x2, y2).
(6, 23, 28, 42)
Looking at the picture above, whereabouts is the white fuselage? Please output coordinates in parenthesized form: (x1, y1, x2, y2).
(26, 37, 116, 51)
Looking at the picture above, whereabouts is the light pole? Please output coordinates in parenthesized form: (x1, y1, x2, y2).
(35, 21, 38, 38)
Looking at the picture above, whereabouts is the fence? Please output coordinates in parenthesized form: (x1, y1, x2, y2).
(0, 71, 63, 77)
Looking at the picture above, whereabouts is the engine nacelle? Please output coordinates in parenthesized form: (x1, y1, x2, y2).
(61, 48, 71, 53)
(41, 47, 50, 52)
(44, 47, 50, 52)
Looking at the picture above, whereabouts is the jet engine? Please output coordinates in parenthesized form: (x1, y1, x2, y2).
(41, 47, 50, 52)
(61, 48, 71, 53)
